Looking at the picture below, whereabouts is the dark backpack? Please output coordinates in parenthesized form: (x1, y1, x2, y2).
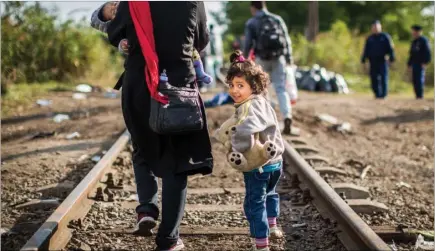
(256, 14, 287, 60)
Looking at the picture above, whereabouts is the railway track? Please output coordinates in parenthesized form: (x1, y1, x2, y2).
(20, 127, 402, 251)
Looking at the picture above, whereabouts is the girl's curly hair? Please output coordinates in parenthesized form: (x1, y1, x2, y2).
(225, 50, 269, 94)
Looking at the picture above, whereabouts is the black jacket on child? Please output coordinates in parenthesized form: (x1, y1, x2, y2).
(107, 1, 213, 177)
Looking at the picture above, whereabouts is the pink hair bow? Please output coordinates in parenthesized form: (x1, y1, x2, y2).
(236, 55, 245, 63)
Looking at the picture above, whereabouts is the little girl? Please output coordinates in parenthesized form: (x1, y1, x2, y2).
(226, 50, 285, 251)
(91, 1, 212, 84)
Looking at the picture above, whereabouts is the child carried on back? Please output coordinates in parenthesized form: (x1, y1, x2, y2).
(90, 1, 212, 84)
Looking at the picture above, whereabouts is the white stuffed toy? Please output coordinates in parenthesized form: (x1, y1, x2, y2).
(213, 115, 277, 172)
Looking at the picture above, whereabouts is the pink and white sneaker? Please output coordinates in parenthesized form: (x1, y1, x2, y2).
(156, 239, 185, 251)
(132, 213, 156, 236)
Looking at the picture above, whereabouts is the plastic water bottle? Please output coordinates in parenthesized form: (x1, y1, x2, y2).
(160, 69, 168, 83)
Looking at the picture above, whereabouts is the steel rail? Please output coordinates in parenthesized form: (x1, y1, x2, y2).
(283, 141, 391, 251)
(20, 131, 390, 251)
(21, 130, 130, 251)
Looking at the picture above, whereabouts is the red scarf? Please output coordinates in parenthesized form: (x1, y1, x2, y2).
(129, 1, 168, 104)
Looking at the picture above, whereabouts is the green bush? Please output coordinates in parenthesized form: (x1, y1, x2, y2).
(1, 2, 123, 89)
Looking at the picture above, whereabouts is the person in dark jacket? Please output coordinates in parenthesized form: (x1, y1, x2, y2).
(244, 1, 294, 135)
(407, 24, 431, 99)
(95, 2, 213, 250)
(361, 20, 395, 99)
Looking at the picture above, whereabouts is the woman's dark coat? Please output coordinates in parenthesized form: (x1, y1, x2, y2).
(107, 1, 213, 177)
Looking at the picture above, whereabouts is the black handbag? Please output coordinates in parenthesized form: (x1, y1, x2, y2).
(149, 70, 204, 135)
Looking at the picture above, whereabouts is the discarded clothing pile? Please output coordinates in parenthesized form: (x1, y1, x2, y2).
(295, 64, 349, 94)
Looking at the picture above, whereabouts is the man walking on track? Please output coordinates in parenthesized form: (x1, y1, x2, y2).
(243, 1, 294, 135)
(361, 20, 396, 99)
(407, 24, 431, 99)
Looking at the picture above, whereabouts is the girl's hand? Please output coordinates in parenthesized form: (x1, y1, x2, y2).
(119, 39, 129, 55)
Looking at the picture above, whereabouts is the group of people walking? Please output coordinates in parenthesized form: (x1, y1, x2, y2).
(90, 1, 431, 250)
(361, 20, 431, 99)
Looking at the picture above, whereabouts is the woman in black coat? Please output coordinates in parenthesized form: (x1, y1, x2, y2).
(104, 2, 213, 250)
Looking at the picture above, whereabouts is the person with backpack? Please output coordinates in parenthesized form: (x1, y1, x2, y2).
(244, 1, 294, 135)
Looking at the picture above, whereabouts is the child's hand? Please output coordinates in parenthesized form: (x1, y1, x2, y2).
(102, 1, 118, 21)
(118, 39, 129, 55)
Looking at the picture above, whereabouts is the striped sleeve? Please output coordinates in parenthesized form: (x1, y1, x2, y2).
(90, 3, 112, 33)
(236, 100, 252, 125)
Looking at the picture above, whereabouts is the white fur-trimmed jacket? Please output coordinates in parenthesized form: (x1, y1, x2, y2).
(232, 94, 284, 164)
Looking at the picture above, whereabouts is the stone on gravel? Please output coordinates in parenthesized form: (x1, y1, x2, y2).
(53, 114, 70, 123)
(292, 223, 307, 228)
(78, 241, 92, 251)
(415, 234, 435, 251)
(389, 242, 398, 251)
(334, 122, 351, 133)
(76, 84, 93, 93)
(91, 155, 101, 163)
(316, 114, 339, 125)
(72, 93, 87, 100)
(1, 228, 9, 236)
(359, 165, 372, 179)
(125, 194, 138, 202)
(104, 91, 118, 99)
(396, 181, 412, 189)
(36, 99, 52, 107)
(66, 132, 81, 139)
(75, 155, 89, 163)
